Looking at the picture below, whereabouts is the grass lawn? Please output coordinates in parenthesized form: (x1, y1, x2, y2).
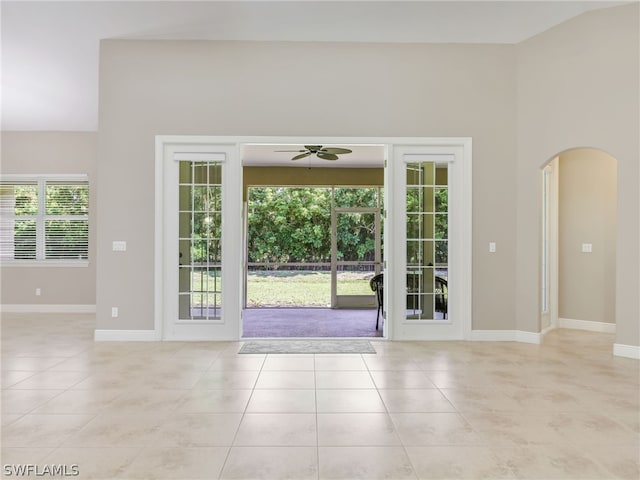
(189, 270, 374, 307)
(247, 270, 373, 307)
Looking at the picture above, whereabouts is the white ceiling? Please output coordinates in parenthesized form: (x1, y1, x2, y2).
(1, 1, 628, 132)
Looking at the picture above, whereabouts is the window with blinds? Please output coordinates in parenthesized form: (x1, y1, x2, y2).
(0, 177, 89, 262)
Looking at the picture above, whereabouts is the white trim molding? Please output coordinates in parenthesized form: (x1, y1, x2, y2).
(558, 317, 616, 334)
(471, 330, 542, 344)
(515, 330, 543, 344)
(94, 329, 160, 341)
(1, 304, 96, 314)
(613, 343, 640, 359)
(0, 260, 90, 268)
(540, 324, 555, 337)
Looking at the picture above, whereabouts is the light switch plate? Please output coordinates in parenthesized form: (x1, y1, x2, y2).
(489, 242, 496, 253)
(112, 241, 127, 252)
(581, 243, 593, 253)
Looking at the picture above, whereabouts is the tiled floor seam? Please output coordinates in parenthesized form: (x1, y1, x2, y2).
(314, 354, 321, 480)
(217, 353, 267, 479)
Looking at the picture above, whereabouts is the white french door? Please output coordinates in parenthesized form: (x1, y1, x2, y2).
(159, 142, 242, 340)
(387, 142, 472, 340)
(156, 136, 470, 341)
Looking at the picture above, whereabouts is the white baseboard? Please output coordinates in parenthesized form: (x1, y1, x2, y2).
(558, 317, 616, 334)
(94, 329, 160, 341)
(0, 304, 96, 314)
(471, 330, 541, 344)
(613, 343, 640, 359)
(515, 330, 542, 344)
(540, 324, 556, 337)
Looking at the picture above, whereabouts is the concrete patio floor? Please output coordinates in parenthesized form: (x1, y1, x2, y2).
(242, 308, 384, 338)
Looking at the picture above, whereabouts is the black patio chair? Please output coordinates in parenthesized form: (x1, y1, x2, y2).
(369, 273, 384, 330)
(435, 275, 448, 319)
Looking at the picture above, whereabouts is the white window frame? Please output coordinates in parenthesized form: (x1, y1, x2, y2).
(0, 174, 89, 267)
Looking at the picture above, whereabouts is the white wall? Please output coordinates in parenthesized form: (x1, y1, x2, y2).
(0, 132, 97, 307)
(97, 40, 518, 331)
(558, 148, 617, 325)
(516, 4, 639, 347)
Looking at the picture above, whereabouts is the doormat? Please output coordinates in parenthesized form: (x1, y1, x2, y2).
(238, 340, 376, 354)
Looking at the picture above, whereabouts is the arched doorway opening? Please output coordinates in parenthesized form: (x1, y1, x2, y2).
(541, 147, 617, 342)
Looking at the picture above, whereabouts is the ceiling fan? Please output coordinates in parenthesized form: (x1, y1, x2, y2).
(275, 145, 353, 161)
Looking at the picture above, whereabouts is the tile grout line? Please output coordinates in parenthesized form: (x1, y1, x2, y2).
(217, 352, 267, 480)
(366, 353, 421, 479)
(314, 353, 320, 480)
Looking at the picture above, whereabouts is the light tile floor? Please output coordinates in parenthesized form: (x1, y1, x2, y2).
(1, 313, 639, 479)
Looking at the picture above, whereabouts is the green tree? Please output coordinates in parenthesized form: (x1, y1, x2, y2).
(248, 188, 332, 264)
(247, 187, 380, 266)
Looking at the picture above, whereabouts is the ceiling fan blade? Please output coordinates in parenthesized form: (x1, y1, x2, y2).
(275, 150, 306, 152)
(291, 152, 312, 161)
(317, 152, 339, 161)
(321, 148, 353, 155)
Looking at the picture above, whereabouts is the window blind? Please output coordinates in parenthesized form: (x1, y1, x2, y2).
(0, 178, 89, 262)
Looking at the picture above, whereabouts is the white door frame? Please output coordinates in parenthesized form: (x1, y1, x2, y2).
(541, 159, 559, 334)
(331, 207, 381, 309)
(155, 135, 472, 341)
(155, 139, 242, 340)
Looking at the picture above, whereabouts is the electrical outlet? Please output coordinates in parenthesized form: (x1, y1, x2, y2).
(35, 288, 41, 296)
(111, 307, 119, 318)
(489, 242, 497, 253)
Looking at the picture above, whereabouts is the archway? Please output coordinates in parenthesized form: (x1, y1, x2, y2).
(541, 147, 617, 340)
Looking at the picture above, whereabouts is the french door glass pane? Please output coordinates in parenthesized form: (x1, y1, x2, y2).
(178, 161, 222, 320)
(406, 162, 448, 320)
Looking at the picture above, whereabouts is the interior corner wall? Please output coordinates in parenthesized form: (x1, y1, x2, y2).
(0, 131, 98, 306)
(97, 39, 518, 332)
(516, 4, 639, 346)
(558, 148, 617, 324)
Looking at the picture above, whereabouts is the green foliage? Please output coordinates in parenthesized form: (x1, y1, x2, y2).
(46, 184, 88, 215)
(187, 185, 222, 264)
(405, 185, 448, 266)
(248, 188, 332, 263)
(247, 187, 380, 265)
(14, 185, 38, 215)
(5, 184, 89, 260)
(334, 188, 378, 208)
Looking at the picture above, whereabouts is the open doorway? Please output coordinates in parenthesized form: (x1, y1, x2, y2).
(241, 144, 385, 338)
(156, 135, 472, 341)
(541, 147, 617, 343)
(245, 187, 333, 310)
